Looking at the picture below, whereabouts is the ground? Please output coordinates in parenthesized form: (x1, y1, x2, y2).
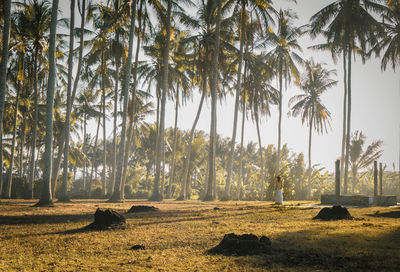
(0, 200, 399, 272)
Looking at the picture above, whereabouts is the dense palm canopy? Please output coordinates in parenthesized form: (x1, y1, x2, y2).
(0, 0, 397, 203)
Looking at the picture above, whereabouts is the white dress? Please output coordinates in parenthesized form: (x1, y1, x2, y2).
(275, 189, 283, 204)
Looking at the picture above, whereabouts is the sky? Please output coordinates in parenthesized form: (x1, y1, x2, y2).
(59, 0, 400, 172)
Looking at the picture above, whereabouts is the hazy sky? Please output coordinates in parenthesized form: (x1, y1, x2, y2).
(59, 0, 400, 172)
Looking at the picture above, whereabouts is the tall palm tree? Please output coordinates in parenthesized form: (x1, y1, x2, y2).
(309, 0, 386, 194)
(349, 131, 383, 193)
(0, 0, 12, 196)
(223, 0, 275, 200)
(204, 0, 222, 201)
(265, 8, 304, 178)
(245, 52, 278, 200)
(110, 0, 137, 202)
(60, 0, 87, 201)
(289, 59, 336, 200)
(36, 0, 59, 206)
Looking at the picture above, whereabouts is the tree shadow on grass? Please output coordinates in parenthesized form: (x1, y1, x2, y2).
(368, 210, 400, 218)
(242, 227, 400, 271)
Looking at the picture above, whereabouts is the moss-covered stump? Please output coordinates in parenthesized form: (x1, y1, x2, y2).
(207, 233, 271, 256)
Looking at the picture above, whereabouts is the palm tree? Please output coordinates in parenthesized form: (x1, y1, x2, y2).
(265, 8, 304, 178)
(349, 131, 383, 193)
(371, 1, 400, 71)
(204, 0, 223, 201)
(223, 0, 275, 200)
(110, 0, 137, 202)
(289, 59, 336, 200)
(0, 0, 12, 195)
(36, 0, 59, 206)
(245, 52, 278, 200)
(60, 0, 87, 202)
(309, 0, 386, 194)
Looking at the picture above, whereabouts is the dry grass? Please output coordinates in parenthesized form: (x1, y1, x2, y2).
(0, 199, 399, 271)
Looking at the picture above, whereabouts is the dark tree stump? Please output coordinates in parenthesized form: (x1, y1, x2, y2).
(86, 208, 126, 230)
(207, 233, 271, 256)
(127, 205, 159, 213)
(313, 205, 353, 220)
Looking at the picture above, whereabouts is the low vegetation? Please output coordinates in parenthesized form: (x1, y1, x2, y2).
(0, 200, 399, 271)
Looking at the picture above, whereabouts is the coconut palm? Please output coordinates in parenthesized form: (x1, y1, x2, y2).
(289, 59, 336, 200)
(309, 0, 386, 194)
(223, 0, 275, 200)
(36, 0, 59, 206)
(265, 8, 304, 178)
(245, 52, 278, 200)
(0, 0, 12, 195)
(349, 131, 383, 193)
(371, 1, 400, 71)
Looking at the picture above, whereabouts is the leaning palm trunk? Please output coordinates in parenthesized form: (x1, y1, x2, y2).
(110, 0, 137, 201)
(111, 56, 120, 196)
(6, 84, 20, 198)
(255, 114, 264, 200)
(340, 48, 347, 190)
(307, 110, 314, 200)
(0, 0, 11, 195)
(37, 0, 60, 206)
(150, 0, 172, 201)
(180, 80, 206, 199)
(224, 3, 246, 201)
(167, 86, 180, 198)
(204, 0, 222, 201)
(344, 47, 352, 194)
(60, 0, 86, 201)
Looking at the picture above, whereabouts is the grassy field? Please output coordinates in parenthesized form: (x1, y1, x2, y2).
(0, 199, 399, 272)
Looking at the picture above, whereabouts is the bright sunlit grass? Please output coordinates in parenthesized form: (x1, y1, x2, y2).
(0, 200, 399, 271)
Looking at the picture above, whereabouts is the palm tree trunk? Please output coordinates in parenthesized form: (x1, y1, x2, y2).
(224, 2, 246, 201)
(121, 0, 144, 188)
(255, 114, 264, 200)
(307, 111, 314, 200)
(237, 99, 246, 201)
(277, 67, 283, 176)
(204, 0, 222, 201)
(101, 48, 107, 197)
(344, 47, 352, 195)
(61, 0, 86, 201)
(167, 85, 180, 198)
(340, 48, 347, 191)
(111, 0, 137, 201)
(111, 57, 119, 196)
(150, 0, 172, 201)
(0, 0, 11, 195)
(82, 113, 87, 191)
(7, 83, 20, 198)
(88, 113, 101, 194)
(180, 81, 206, 199)
(37, 0, 60, 206)
(19, 112, 27, 178)
(29, 48, 40, 199)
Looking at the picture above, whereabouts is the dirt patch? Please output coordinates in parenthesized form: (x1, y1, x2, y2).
(127, 205, 159, 213)
(86, 208, 126, 230)
(207, 233, 271, 256)
(313, 205, 353, 220)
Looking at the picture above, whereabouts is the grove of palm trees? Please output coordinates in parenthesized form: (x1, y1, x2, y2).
(1, 0, 400, 271)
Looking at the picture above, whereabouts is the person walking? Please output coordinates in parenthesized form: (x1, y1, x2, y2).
(275, 176, 283, 205)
